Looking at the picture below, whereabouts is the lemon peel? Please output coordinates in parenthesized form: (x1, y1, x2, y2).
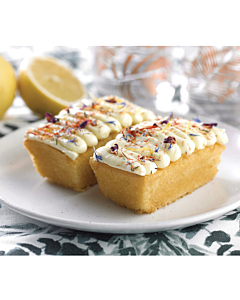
(0, 55, 17, 119)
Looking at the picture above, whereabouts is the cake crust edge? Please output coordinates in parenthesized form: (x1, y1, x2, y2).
(90, 143, 226, 213)
(24, 132, 118, 191)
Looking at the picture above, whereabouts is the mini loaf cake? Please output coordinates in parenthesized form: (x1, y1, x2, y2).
(24, 95, 156, 191)
(90, 115, 228, 213)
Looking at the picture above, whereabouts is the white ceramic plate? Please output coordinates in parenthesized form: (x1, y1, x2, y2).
(0, 119, 240, 234)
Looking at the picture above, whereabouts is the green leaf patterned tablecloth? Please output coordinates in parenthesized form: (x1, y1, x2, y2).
(0, 202, 240, 255)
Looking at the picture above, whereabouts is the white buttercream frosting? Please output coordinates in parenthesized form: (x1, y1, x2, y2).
(25, 95, 156, 160)
(76, 95, 156, 127)
(93, 116, 228, 176)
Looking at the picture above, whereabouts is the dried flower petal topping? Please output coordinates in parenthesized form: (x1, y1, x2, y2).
(54, 135, 59, 145)
(189, 133, 200, 136)
(92, 119, 97, 126)
(160, 120, 169, 125)
(202, 123, 218, 128)
(164, 136, 176, 144)
(160, 122, 171, 132)
(193, 117, 201, 123)
(104, 121, 116, 125)
(185, 121, 191, 135)
(94, 147, 103, 162)
(151, 123, 160, 128)
(125, 133, 134, 140)
(91, 101, 98, 109)
(65, 127, 72, 135)
(45, 112, 59, 123)
(79, 120, 89, 129)
(110, 144, 119, 155)
(105, 98, 117, 104)
(67, 138, 78, 146)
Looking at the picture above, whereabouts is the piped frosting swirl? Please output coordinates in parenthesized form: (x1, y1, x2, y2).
(93, 115, 228, 176)
(25, 95, 156, 160)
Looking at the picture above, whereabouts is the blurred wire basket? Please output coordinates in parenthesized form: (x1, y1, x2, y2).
(183, 46, 240, 125)
(94, 46, 172, 101)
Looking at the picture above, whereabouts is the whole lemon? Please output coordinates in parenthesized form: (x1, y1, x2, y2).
(0, 55, 17, 119)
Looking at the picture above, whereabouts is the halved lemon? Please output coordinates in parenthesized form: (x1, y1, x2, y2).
(0, 55, 17, 119)
(18, 56, 87, 116)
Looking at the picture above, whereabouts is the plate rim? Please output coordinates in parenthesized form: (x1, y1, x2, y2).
(0, 117, 240, 234)
(1, 194, 240, 233)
